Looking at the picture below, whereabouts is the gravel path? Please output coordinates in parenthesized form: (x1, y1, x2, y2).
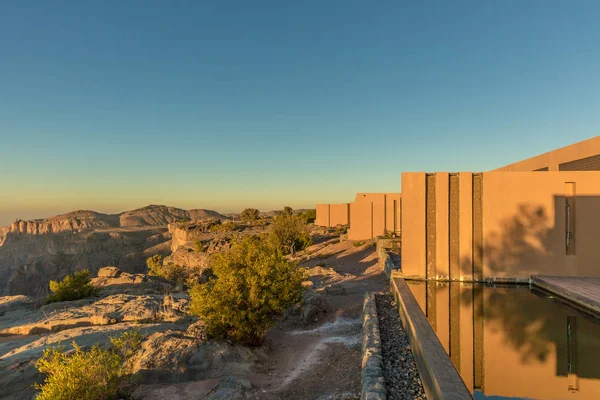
(375, 294, 426, 400)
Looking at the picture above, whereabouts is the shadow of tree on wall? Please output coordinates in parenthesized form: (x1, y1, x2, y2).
(480, 204, 554, 278)
(451, 198, 600, 379)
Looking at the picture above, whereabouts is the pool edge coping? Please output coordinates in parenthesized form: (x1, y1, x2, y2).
(391, 277, 473, 400)
(531, 275, 600, 318)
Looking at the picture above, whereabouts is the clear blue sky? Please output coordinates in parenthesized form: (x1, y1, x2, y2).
(1, 1, 600, 224)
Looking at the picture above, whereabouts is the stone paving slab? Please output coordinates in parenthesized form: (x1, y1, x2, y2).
(531, 275, 600, 316)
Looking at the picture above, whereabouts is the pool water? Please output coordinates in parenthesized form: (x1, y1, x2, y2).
(406, 281, 600, 400)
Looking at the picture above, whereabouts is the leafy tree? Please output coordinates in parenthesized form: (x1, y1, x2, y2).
(281, 206, 294, 216)
(45, 270, 99, 304)
(240, 208, 261, 223)
(188, 237, 304, 345)
(300, 209, 316, 224)
(268, 213, 313, 255)
(35, 329, 142, 400)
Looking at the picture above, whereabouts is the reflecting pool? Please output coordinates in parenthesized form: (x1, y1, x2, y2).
(406, 281, 600, 399)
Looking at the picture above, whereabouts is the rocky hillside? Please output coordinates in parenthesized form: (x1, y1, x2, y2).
(0, 205, 229, 296)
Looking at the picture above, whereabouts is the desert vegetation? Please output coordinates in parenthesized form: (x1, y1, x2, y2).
(240, 207, 261, 223)
(45, 270, 99, 304)
(35, 329, 142, 400)
(188, 236, 305, 345)
(208, 220, 238, 233)
(268, 212, 313, 255)
(146, 254, 204, 286)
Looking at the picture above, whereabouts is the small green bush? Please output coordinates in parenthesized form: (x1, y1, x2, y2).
(353, 241, 365, 247)
(240, 208, 261, 223)
(146, 254, 164, 276)
(334, 225, 348, 235)
(268, 213, 313, 255)
(146, 255, 201, 286)
(45, 270, 99, 304)
(299, 209, 316, 224)
(209, 220, 237, 233)
(193, 240, 206, 253)
(35, 329, 142, 400)
(188, 237, 304, 345)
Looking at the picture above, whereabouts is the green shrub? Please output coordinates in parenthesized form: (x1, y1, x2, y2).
(268, 213, 313, 255)
(281, 206, 294, 216)
(146, 255, 200, 286)
(188, 237, 304, 345)
(334, 225, 348, 235)
(45, 270, 99, 304)
(193, 240, 206, 253)
(299, 209, 316, 224)
(353, 241, 365, 247)
(35, 329, 142, 400)
(240, 208, 261, 223)
(209, 220, 237, 233)
(146, 254, 164, 276)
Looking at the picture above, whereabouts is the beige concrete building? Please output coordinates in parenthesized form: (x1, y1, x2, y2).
(315, 203, 350, 227)
(495, 136, 600, 171)
(316, 136, 600, 279)
(316, 193, 401, 240)
(401, 171, 600, 281)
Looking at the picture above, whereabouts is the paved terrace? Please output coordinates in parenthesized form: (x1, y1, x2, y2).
(532, 275, 600, 316)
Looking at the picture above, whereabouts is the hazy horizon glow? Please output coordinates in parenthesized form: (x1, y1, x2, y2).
(2, 1, 600, 225)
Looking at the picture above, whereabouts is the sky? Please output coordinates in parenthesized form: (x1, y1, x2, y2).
(1, 1, 600, 225)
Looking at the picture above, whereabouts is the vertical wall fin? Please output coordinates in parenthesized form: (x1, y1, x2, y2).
(449, 174, 460, 280)
(426, 174, 437, 279)
(472, 174, 483, 281)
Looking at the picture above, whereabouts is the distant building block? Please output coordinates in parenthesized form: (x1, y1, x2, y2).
(315, 203, 349, 227)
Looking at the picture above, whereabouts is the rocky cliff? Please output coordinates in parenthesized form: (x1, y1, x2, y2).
(0, 205, 228, 296)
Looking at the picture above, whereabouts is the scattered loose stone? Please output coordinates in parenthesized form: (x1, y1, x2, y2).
(375, 294, 426, 400)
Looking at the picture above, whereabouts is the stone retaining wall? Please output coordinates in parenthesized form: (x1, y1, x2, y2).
(361, 292, 386, 400)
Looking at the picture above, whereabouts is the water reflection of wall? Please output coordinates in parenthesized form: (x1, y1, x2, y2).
(407, 282, 600, 399)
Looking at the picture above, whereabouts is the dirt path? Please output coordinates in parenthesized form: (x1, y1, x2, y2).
(127, 234, 389, 400)
(249, 235, 388, 399)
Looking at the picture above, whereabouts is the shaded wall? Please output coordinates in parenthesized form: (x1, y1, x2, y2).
(315, 203, 350, 227)
(347, 193, 401, 240)
(495, 136, 600, 172)
(402, 171, 600, 280)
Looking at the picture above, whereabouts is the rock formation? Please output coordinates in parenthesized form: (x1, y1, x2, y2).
(0, 205, 228, 296)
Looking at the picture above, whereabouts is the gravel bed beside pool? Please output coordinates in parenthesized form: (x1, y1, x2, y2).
(375, 293, 426, 400)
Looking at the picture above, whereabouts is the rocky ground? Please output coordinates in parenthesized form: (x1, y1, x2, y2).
(375, 294, 426, 400)
(0, 224, 395, 400)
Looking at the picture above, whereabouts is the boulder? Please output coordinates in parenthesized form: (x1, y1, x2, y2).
(206, 376, 253, 400)
(301, 292, 327, 325)
(97, 266, 122, 278)
(129, 330, 262, 383)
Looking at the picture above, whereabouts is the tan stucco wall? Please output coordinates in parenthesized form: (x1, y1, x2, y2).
(495, 136, 600, 171)
(401, 170, 600, 280)
(401, 173, 426, 277)
(314, 203, 349, 227)
(329, 203, 350, 226)
(347, 192, 402, 240)
(482, 171, 600, 278)
(315, 204, 330, 227)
